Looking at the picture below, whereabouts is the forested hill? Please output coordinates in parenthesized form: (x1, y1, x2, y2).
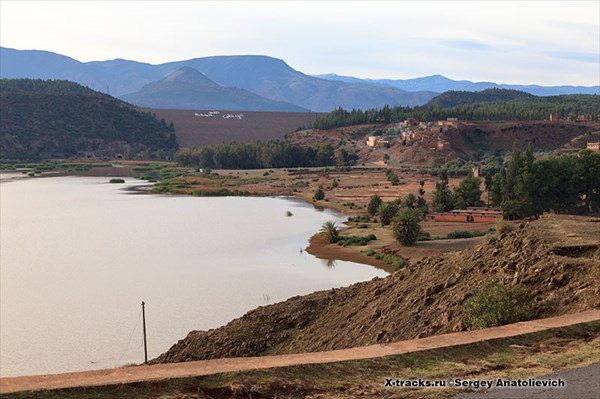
(313, 90, 599, 130)
(0, 79, 177, 160)
(426, 88, 535, 108)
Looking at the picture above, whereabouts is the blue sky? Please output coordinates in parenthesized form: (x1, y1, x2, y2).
(1, 1, 598, 86)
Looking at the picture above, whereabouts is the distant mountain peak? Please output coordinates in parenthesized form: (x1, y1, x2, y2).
(162, 67, 219, 87)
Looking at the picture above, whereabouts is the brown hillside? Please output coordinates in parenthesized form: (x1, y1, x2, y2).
(447, 121, 599, 158)
(151, 109, 325, 148)
(153, 214, 600, 364)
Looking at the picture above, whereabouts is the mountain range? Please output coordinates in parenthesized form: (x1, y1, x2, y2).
(1, 47, 598, 112)
(314, 73, 600, 96)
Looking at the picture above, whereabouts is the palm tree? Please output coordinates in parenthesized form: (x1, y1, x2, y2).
(320, 221, 339, 243)
(392, 207, 422, 246)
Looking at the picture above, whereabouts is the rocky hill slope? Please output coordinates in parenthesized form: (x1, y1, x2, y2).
(153, 215, 600, 364)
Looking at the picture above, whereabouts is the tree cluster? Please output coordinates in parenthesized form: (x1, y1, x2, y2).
(430, 171, 484, 212)
(175, 140, 336, 169)
(488, 147, 600, 218)
(313, 92, 599, 130)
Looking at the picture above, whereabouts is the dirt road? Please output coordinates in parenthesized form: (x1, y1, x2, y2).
(1, 309, 598, 394)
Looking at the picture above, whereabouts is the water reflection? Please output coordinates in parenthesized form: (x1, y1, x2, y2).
(322, 258, 337, 269)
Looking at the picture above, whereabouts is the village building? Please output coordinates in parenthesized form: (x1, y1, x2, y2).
(426, 207, 502, 223)
(400, 118, 420, 128)
(402, 131, 415, 141)
(366, 136, 379, 147)
(587, 142, 600, 152)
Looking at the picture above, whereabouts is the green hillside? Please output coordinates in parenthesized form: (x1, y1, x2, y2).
(314, 92, 599, 129)
(0, 79, 177, 160)
(426, 88, 534, 107)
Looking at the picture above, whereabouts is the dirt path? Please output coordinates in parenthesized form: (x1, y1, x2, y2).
(1, 310, 598, 394)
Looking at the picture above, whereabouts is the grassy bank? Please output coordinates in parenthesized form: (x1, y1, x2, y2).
(7, 320, 599, 399)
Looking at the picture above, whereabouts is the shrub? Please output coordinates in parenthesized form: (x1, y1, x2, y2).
(286, 211, 293, 217)
(313, 188, 325, 201)
(495, 220, 515, 235)
(337, 234, 377, 247)
(366, 250, 406, 269)
(446, 230, 487, 239)
(109, 178, 125, 183)
(463, 280, 533, 329)
(191, 189, 250, 197)
(392, 207, 422, 246)
(417, 231, 440, 241)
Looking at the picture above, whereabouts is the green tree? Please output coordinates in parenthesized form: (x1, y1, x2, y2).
(378, 201, 399, 226)
(453, 174, 483, 209)
(320, 221, 339, 243)
(431, 170, 454, 212)
(403, 193, 417, 209)
(367, 195, 383, 216)
(392, 207, 422, 246)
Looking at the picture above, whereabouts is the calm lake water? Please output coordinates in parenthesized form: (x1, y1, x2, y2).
(0, 175, 387, 377)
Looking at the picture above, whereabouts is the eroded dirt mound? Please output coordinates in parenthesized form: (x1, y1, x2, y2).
(153, 215, 600, 364)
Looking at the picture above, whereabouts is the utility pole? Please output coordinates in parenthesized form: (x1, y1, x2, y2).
(142, 301, 148, 364)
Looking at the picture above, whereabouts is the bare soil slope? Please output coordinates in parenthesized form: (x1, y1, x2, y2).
(448, 121, 599, 158)
(154, 215, 600, 364)
(152, 109, 325, 148)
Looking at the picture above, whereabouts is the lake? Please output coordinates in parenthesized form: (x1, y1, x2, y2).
(0, 175, 387, 377)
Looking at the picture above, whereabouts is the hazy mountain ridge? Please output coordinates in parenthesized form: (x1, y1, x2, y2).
(315, 73, 600, 96)
(0, 47, 434, 111)
(121, 67, 307, 111)
(2, 47, 597, 112)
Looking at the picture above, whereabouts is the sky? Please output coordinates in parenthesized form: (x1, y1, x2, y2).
(1, 1, 599, 86)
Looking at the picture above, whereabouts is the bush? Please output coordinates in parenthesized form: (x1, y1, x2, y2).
(337, 234, 377, 247)
(365, 250, 406, 269)
(495, 220, 515, 235)
(313, 188, 325, 201)
(464, 280, 533, 329)
(191, 189, 250, 197)
(446, 230, 487, 239)
(417, 231, 440, 241)
(109, 178, 125, 183)
(392, 207, 422, 246)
